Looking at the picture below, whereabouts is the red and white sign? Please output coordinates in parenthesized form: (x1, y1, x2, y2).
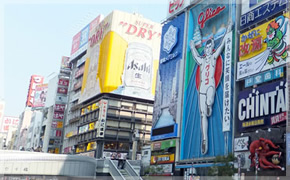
(1, 116, 19, 133)
(54, 104, 65, 112)
(52, 121, 57, 128)
(73, 80, 82, 90)
(75, 65, 85, 78)
(53, 112, 64, 120)
(61, 56, 71, 69)
(33, 84, 48, 107)
(198, 6, 226, 29)
(167, 0, 190, 18)
(26, 75, 44, 107)
(58, 79, 69, 86)
(271, 112, 287, 125)
(57, 87, 68, 94)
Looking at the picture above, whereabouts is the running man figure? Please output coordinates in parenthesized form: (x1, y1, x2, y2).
(189, 23, 231, 155)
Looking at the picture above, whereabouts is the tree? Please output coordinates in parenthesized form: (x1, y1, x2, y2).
(208, 153, 237, 179)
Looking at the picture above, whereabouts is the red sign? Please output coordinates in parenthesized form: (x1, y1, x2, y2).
(26, 75, 44, 107)
(57, 87, 68, 94)
(168, 0, 184, 14)
(52, 121, 57, 128)
(198, 6, 226, 29)
(119, 21, 161, 40)
(73, 80, 82, 90)
(75, 65, 85, 78)
(54, 104, 65, 112)
(56, 130, 62, 137)
(271, 112, 286, 125)
(58, 79, 69, 86)
(53, 112, 64, 120)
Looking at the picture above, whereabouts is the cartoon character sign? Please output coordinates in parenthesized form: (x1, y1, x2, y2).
(264, 16, 289, 64)
(189, 24, 232, 154)
(237, 14, 290, 80)
(181, 0, 234, 160)
(249, 138, 284, 170)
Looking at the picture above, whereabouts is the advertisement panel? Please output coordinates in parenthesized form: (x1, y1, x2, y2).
(57, 87, 68, 94)
(151, 12, 185, 141)
(181, 0, 234, 160)
(79, 10, 162, 103)
(60, 56, 71, 69)
(234, 136, 250, 151)
(53, 112, 64, 120)
(150, 154, 175, 164)
(240, 0, 287, 30)
(237, 79, 286, 132)
(54, 104, 65, 112)
(237, 13, 290, 80)
(149, 164, 173, 175)
(167, 0, 190, 18)
(70, 15, 103, 60)
(26, 75, 44, 107)
(58, 79, 69, 87)
(33, 84, 48, 107)
(0, 116, 19, 133)
(151, 139, 176, 151)
(75, 65, 85, 78)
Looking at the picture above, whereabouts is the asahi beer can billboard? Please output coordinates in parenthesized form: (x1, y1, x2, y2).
(80, 10, 161, 103)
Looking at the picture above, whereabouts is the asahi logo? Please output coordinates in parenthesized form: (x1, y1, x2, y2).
(127, 59, 151, 75)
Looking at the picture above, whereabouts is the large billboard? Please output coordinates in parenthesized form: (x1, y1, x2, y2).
(237, 13, 290, 80)
(79, 11, 162, 103)
(151, 12, 185, 141)
(26, 75, 44, 107)
(240, 0, 287, 30)
(70, 15, 103, 60)
(237, 79, 286, 132)
(33, 84, 48, 107)
(181, 0, 234, 160)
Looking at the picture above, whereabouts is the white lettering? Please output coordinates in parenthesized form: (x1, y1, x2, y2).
(238, 99, 246, 121)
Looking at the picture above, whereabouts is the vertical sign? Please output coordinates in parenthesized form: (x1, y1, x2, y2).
(223, 31, 232, 132)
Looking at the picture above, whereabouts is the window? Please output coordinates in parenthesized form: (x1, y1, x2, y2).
(104, 141, 117, 150)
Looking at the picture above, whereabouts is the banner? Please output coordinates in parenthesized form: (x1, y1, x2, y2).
(26, 75, 44, 107)
(150, 154, 175, 164)
(181, 0, 234, 160)
(33, 84, 48, 107)
(152, 12, 185, 141)
(237, 80, 286, 132)
(237, 13, 290, 80)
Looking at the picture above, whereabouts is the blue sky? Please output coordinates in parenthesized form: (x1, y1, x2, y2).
(1, 0, 168, 117)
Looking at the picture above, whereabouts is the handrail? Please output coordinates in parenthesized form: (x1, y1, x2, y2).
(106, 159, 126, 180)
(125, 160, 143, 180)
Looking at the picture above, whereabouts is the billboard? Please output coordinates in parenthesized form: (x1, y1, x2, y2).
(240, 0, 287, 30)
(33, 84, 48, 107)
(26, 75, 44, 107)
(181, 0, 234, 160)
(167, 0, 190, 18)
(60, 56, 71, 69)
(151, 12, 185, 141)
(237, 13, 290, 80)
(237, 79, 286, 132)
(79, 10, 162, 103)
(70, 15, 103, 60)
(0, 116, 19, 133)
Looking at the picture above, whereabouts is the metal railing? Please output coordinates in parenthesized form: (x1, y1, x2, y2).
(106, 159, 126, 180)
(125, 160, 143, 180)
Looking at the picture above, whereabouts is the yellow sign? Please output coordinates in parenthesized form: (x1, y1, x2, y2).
(92, 103, 99, 110)
(66, 131, 73, 138)
(150, 154, 175, 165)
(80, 10, 161, 103)
(57, 121, 63, 128)
(81, 108, 85, 115)
(55, 148, 59, 154)
(242, 119, 264, 128)
(87, 141, 97, 151)
(89, 122, 95, 130)
(239, 13, 290, 62)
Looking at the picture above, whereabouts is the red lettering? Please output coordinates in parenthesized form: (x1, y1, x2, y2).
(198, 6, 226, 29)
(148, 30, 156, 40)
(137, 28, 147, 38)
(126, 24, 137, 35)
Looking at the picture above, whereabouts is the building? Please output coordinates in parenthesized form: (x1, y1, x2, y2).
(63, 10, 161, 159)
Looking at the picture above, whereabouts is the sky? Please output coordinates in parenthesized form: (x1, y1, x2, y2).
(1, 0, 168, 117)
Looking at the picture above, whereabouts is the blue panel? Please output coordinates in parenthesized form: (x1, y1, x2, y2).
(245, 77, 254, 88)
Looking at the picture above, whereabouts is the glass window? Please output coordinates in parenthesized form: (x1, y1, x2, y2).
(118, 142, 129, 151)
(104, 141, 117, 150)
